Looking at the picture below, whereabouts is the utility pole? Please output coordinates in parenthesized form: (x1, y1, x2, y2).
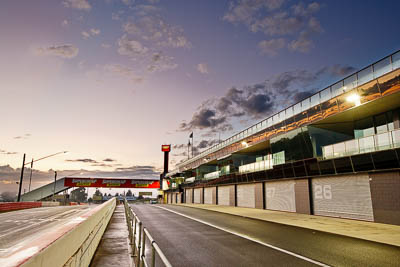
(17, 154, 26, 202)
(28, 158, 33, 192)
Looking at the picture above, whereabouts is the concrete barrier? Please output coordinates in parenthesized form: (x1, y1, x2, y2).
(41, 201, 60, 207)
(3, 198, 116, 267)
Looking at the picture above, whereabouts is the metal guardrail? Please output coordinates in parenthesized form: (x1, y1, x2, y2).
(124, 199, 172, 267)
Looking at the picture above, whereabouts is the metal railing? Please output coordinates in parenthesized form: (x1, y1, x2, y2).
(124, 200, 172, 267)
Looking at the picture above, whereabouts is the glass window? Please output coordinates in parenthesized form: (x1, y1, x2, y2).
(301, 98, 310, 111)
(293, 103, 302, 115)
(332, 81, 344, 97)
(279, 111, 286, 122)
(320, 87, 331, 103)
(344, 74, 357, 92)
(358, 66, 373, 86)
(310, 93, 320, 107)
(286, 107, 293, 118)
(323, 145, 333, 159)
(393, 51, 400, 70)
(373, 56, 392, 78)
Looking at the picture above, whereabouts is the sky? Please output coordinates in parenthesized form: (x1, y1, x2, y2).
(1, 0, 400, 194)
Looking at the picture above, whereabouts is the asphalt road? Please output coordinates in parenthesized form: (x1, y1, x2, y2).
(0, 205, 94, 257)
(130, 204, 400, 267)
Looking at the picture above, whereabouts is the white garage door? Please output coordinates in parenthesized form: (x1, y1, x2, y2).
(194, 188, 201, 204)
(218, 185, 231, 206)
(265, 180, 296, 212)
(167, 193, 172, 204)
(172, 193, 176, 204)
(237, 184, 255, 208)
(312, 174, 374, 221)
(185, 189, 191, 203)
(204, 187, 213, 204)
(177, 193, 182, 203)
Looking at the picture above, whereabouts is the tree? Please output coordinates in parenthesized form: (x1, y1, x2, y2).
(70, 188, 87, 202)
(115, 192, 119, 197)
(126, 190, 133, 197)
(0, 191, 16, 202)
(94, 189, 102, 197)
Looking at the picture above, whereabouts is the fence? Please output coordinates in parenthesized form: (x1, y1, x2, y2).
(124, 200, 172, 267)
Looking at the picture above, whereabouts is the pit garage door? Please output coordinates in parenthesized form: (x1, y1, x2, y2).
(265, 180, 296, 212)
(167, 193, 172, 204)
(172, 193, 176, 204)
(185, 189, 192, 203)
(204, 187, 213, 204)
(218, 185, 232, 206)
(312, 174, 374, 221)
(194, 188, 201, 204)
(177, 193, 182, 203)
(237, 184, 255, 208)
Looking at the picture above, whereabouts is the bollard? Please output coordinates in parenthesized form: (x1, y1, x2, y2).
(132, 216, 137, 256)
(136, 222, 142, 267)
(151, 241, 156, 267)
(140, 228, 146, 267)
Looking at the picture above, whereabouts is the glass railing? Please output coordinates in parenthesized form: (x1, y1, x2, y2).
(178, 50, 400, 170)
(204, 170, 220, 180)
(185, 177, 195, 183)
(322, 129, 400, 159)
(238, 158, 273, 174)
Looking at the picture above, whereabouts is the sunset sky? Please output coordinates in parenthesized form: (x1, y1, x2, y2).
(1, 0, 400, 193)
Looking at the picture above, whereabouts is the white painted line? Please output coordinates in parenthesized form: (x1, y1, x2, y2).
(155, 206, 330, 267)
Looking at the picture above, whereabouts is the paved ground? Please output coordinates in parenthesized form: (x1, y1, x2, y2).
(130, 204, 400, 267)
(91, 205, 133, 267)
(0, 205, 94, 258)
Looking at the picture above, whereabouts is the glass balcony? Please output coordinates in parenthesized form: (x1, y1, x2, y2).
(204, 170, 220, 180)
(239, 157, 273, 174)
(322, 129, 400, 159)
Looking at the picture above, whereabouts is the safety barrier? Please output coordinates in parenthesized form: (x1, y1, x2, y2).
(0, 202, 42, 212)
(124, 200, 172, 267)
(4, 198, 116, 267)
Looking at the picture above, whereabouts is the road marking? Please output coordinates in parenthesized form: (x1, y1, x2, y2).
(155, 206, 330, 267)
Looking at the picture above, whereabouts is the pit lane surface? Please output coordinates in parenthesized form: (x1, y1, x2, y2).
(130, 204, 400, 267)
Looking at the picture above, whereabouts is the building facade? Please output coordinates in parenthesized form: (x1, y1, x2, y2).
(165, 50, 400, 225)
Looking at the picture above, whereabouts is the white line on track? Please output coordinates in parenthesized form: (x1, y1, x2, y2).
(155, 205, 330, 267)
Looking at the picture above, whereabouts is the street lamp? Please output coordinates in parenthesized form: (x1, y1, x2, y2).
(17, 151, 68, 202)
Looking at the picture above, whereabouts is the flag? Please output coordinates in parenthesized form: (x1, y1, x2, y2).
(189, 132, 193, 138)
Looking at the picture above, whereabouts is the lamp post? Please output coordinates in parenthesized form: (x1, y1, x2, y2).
(17, 151, 68, 202)
(53, 171, 57, 201)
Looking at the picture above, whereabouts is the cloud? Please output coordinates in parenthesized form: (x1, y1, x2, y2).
(66, 158, 98, 163)
(103, 158, 116, 162)
(117, 35, 149, 57)
(37, 44, 79, 59)
(0, 149, 18, 155)
(62, 0, 91, 11)
(101, 43, 111, 49)
(258, 38, 285, 56)
(122, 0, 132, 6)
(197, 63, 209, 74)
(81, 31, 91, 39)
(122, 15, 191, 49)
(224, 0, 324, 55)
(104, 63, 144, 83)
(62, 20, 69, 27)
(147, 52, 178, 72)
(177, 63, 356, 136)
(13, 133, 31, 140)
(82, 28, 101, 39)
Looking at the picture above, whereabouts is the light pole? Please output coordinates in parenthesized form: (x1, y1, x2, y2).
(53, 171, 57, 201)
(17, 151, 68, 202)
